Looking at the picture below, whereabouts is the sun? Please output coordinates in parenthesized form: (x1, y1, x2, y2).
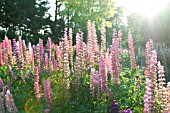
(124, 0, 168, 19)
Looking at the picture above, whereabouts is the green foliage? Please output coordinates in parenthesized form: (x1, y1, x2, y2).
(0, 64, 157, 112)
(110, 69, 145, 112)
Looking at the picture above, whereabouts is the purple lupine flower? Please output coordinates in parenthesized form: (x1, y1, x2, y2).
(0, 92, 5, 113)
(5, 90, 18, 113)
(44, 108, 50, 113)
(44, 80, 52, 109)
(7, 77, 12, 89)
(120, 109, 132, 113)
(7, 65, 17, 80)
(25, 70, 31, 80)
(0, 78, 4, 88)
(108, 100, 120, 113)
(12, 39, 19, 55)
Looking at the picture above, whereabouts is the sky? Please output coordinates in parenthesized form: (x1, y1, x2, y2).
(48, 0, 56, 21)
(47, 0, 169, 21)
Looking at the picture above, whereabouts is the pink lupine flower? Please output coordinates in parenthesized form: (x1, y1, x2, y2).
(5, 90, 18, 113)
(99, 55, 107, 92)
(35, 44, 41, 67)
(166, 82, 170, 110)
(144, 79, 153, 113)
(110, 38, 120, 84)
(128, 32, 136, 69)
(92, 22, 99, 54)
(68, 28, 73, 68)
(87, 20, 94, 68)
(3, 37, 9, 65)
(145, 39, 154, 67)
(39, 38, 44, 69)
(44, 80, 52, 109)
(28, 42, 33, 66)
(47, 37, 52, 62)
(18, 36, 23, 63)
(22, 40, 28, 67)
(34, 67, 41, 100)
(157, 61, 168, 111)
(144, 40, 158, 111)
(0, 44, 3, 66)
(44, 53, 48, 70)
(90, 68, 99, 97)
(8, 39, 13, 64)
(56, 45, 62, 70)
(63, 28, 69, 55)
(63, 53, 70, 92)
(49, 61, 53, 72)
(74, 32, 85, 77)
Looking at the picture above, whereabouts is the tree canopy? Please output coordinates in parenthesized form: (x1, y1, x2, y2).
(61, 0, 115, 33)
(0, 0, 52, 43)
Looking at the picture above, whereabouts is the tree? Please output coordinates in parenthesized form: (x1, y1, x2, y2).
(50, 0, 65, 43)
(0, 0, 51, 43)
(61, 0, 115, 34)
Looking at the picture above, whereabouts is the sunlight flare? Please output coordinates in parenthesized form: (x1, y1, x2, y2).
(125, 0, 168, 18)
